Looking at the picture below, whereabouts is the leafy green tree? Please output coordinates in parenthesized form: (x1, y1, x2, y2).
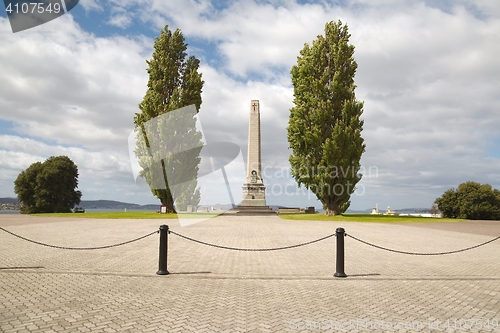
(287, 20, 365, 215)
(434, 188, 459, 218)
(435, 181, 500, 220)
(14, 162, 43, 214)
(134, 25, 204, 213)
(14, 156, 82, 213)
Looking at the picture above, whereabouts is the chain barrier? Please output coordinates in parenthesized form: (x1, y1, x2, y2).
(4, 221, 498, 257)
(0, 226, 159, 250)
(346, 233, 500, 256)
(168, 229, 337, 251)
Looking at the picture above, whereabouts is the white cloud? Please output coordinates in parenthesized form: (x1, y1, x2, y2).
(107, 7, 133, 29)
(0, 15, 151, 149)
(78, 0, 103, 12)
(143, 0, 340, 77)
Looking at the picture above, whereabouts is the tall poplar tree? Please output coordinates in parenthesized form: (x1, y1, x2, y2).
(134, 25, 204, 213)
(287, 20, 365, 215)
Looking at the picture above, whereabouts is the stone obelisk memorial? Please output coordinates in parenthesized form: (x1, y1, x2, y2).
(237, 100, 274, 214)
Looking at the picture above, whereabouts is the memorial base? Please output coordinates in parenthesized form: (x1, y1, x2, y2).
(232, 183, 275, 215)
(240, 183, 266, 207)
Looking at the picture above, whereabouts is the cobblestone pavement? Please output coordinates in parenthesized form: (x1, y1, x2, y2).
(1, 214, 499, 332)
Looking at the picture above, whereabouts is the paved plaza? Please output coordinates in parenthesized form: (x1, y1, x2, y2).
(1, 214, 499, 332)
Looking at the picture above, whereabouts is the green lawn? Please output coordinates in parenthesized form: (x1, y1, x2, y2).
(31, 212, 218, 219)
(278, 213, 465, 223)
(29, 211, 466, 223)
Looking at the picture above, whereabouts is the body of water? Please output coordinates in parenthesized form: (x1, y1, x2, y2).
(0, 210, 20, 214)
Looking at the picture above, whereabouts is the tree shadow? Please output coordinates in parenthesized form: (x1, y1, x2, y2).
(167, 271, 212, 275)
(0, 266, 44, 270)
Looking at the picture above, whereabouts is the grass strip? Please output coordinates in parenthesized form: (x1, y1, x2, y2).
(31, 212, 218, 219)
(278, 213, 465, 223)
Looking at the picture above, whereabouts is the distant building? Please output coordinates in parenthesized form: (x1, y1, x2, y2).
(383, 206, 398, 216)
(371, 204, 399, 216)
(370, 203, 380, 215)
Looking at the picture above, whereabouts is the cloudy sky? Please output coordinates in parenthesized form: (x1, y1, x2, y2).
(1, 0, 499, 211)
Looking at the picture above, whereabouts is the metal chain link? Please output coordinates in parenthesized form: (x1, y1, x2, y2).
(346, 233, 500, 256)
(0, 226, 159, 250)
(168, 229, 336, 251)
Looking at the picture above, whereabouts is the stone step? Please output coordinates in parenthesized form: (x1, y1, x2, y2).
(227, 206, 277, 215)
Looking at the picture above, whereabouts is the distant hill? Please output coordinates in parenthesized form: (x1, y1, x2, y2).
(346, 207, 431, 214)
(396, 207, 432, 214)
(0, 197, 21, 204)
(78, 200, 159, 210)
(0, 198, 159, 210)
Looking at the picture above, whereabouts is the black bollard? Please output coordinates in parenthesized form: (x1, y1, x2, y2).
(334, 227, 347, 278)
(157, 225, 170, 275)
